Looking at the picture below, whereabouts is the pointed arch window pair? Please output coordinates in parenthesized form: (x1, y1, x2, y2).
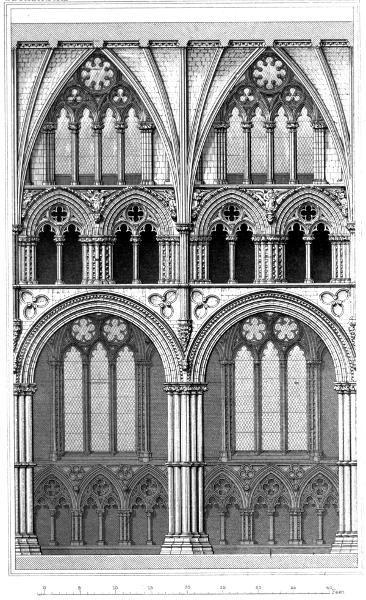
(63, 343, 135, 454)
(235, 342, 307, 453)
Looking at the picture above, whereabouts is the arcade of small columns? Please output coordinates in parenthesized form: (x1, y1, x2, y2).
(17, 226, 351, 286)
(37, 108, 328, 189)
(14, 376, 357, 554)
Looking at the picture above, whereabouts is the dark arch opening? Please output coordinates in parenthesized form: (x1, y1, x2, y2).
(63, 225, 82, 284)
(209, 224, 229, 283)
(286, 223, 305, 283)
(235, 224, 255, 283)
(140, 224, 159, 284)
(36, 225, 57, 284)
(113, 226, 133, 284)
(311, 223, 332, 283)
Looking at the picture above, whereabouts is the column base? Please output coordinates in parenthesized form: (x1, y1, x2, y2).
(15, 534, 41, 555)
(240, 540, 254, 545)
(160, 534, 213, 555)
(331, 533, 358, 554)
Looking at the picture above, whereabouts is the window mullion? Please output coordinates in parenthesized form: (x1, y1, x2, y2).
(82, 354, 90, 455)
(280, 354, 287, 453)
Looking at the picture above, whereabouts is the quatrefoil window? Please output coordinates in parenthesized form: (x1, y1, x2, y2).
(300, 204, 317, 222)
(223, 204, 240, 222)
(242, 317, 266, 341)
(80, 56, 115, 91)
(102, 318, 128, 343)
(253, 56, 287, 90)
(274, 316, 298, 341)
(50, 204, 68, 223)
(71, 318, 96, 342)
(127, 205, 145, 222)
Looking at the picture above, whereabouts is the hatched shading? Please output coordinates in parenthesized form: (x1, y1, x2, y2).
(116, 346, 136, 451)
(287, 345, 308, 450)
(90, 342, 109, 452)
(261, 341, 281, 450)
(235, 346, 255, 451)
(63, 346, 83, 451)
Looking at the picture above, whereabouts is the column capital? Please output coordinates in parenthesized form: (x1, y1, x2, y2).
(226, 234, 237, 243)
(241, 121, 253, 130)
(14, 383, 37, 395)
(334, 381, 356, 394)
(13, 224, 23, 235)
(115, 122, 127, 132)
(286, 121, 299, 130)
(54, 235, 65, 244)
(312, 120, 327, 130)
(303, 234, 314, 242)
(264, 121, 276, 130)
(176, 223, 193, 234)
(68, 123, 80, 132)
(92, 124, 104, 133)
(139, 121, 155, 131)
(164, 382, 208, 394)
(42, 122, 56, 133)
(213, 121, 229, 130)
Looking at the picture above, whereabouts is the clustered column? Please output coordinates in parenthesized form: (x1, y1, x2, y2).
(42, 122, 56, 186)
(214, 122, 228, 185)
(14, 384, 41, 554)
(161, 383, 213, 554)
(330, 235, 351, 282)
(242, 122, 253, 184)
(80, 236, 114, 284)
(253, 235, 286, 283)
(18, 235, 38, 284)
(265, 121, 275, 184)
(69, 123, 80, 185)
(332, 382, 357, 552)
(190, 236, 210, 283)
(158, 236, 180, 283)
(312, 120, 327, 184)
(140, 122, 155, 185)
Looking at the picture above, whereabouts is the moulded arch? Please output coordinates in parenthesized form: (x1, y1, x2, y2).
(23, 189, 93, 237)
(102, 188, 175, 236)
(16, 291, 183, 384)
(77, 465, 123, 510)
(194, 189, 267, 236)
(296, 466, 338, 511)
(249, 466, 295, 510)
(127, 465, 168, 509)
(188, 290, 354, 382)
(204, 466, 246, 509)
(275, 188, 347, 236)
(34, 465, 77, 510)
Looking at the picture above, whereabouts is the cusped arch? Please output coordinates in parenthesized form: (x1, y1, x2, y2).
(16, 291, 183, 384)
(34, 465, 77, 510)
(194, 189, 267, 236)
(205, 466, 245, 510)
(297, 466, 338, 511)
(77, 466, 122, 511)
(127, 466, 168, 511)
(188, 290, 354, 382)
(102, 188, 175, 236)
(23, 189, 93, 237)
(249, 466, 294, 510)
(275, 188, 347, 236)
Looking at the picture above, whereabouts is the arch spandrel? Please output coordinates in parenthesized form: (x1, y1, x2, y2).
(188, 290, 354, 382)
(16, 291, 183, 384)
